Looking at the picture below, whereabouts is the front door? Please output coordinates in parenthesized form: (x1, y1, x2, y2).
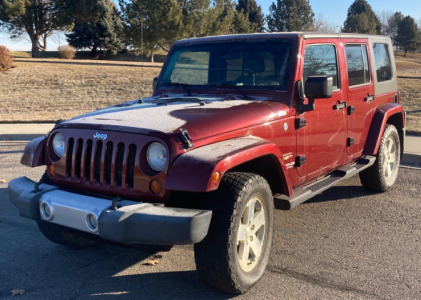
(296, 41, 348, 180)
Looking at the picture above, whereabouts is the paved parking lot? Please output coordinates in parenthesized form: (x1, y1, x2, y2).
(1, 141, 420, 299)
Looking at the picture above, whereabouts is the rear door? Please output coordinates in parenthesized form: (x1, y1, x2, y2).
(343, 41, 375, 157)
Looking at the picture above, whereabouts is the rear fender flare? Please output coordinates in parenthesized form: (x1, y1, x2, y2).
(164, 137, 292, 195)
(364, 103, 405, 156)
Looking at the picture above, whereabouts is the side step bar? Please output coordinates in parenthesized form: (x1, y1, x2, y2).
(275, 155, 376, 210)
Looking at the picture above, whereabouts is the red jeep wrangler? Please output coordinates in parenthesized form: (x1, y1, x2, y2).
(9, 33, 404, 294)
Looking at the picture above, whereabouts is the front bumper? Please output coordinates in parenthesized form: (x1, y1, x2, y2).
(8, 177, 212, 245)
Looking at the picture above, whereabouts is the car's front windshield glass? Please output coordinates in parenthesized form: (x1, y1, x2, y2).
(158, 39, 295, 91)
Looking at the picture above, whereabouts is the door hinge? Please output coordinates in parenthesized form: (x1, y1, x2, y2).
(296, 155, 306, 167)
(347, 105, 355, 115)
(179, 128, 193, 149)
(347, 137, 354, 147)
(295, 118, 307, 129)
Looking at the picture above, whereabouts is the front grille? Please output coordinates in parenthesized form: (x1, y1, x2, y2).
(65, 138, 137, 189)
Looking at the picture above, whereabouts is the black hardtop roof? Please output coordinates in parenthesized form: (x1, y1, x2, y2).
(173, 32, 391, 46)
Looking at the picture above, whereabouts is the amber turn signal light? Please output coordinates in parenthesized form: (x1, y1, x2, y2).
(48, 165, 55, 177)
(150, 180, 162, 194)
(211, 171, 221, 183)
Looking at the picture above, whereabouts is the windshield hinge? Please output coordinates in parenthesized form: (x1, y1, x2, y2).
(179, 128, 193, 149)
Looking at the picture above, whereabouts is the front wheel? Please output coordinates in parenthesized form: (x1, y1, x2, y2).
(360, 124, 401, 192)
(194, 173, 274, 294)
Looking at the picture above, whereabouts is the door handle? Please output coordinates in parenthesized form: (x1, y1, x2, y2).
(333, 101, 347, 110)
(365, 95, 376, 102)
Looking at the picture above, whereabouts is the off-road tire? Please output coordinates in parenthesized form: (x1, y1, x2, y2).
(37, 220, 99, 249)
(194, 172, 274, 294)
(360, 124, 401, 192)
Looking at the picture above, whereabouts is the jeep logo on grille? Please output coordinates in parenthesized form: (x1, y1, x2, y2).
(93, 132, 108, 140)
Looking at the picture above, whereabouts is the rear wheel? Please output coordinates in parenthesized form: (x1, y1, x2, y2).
(194, 172, 274, 294)
(360, 124, 401, 192)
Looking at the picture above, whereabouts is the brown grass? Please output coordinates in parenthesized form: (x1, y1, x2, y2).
(0, 58, 162, 122)
(0, 54, 420, 133)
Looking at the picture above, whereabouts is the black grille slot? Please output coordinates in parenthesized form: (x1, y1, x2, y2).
(104, 142, 113, 184)
(66, 138, 74, 177)
(115, 143, 125, 186)
(84, 139, 93, 181)
(126, 144, 136, 188)
(94, 140, 103, 183)
(75, 139, 83, 179)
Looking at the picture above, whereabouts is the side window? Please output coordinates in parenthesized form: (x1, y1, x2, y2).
(345, 44, 371, 86)
(373, 43, 392, 82)
(303, 44, 339, 90)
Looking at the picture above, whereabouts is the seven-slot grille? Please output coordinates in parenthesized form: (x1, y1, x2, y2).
(65, 138, 137, 189)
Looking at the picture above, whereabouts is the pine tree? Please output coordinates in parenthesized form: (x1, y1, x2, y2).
(66, 0, 124, 57)
(235, 0, 264, 32)
(342, 0, 381, 34)
(120, 0, 183, 61)
(395, 15, 420, 56)
(266, 0, 315, 32)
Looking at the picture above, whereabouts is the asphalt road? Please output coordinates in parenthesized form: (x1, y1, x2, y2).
(1, 141, 420, 299)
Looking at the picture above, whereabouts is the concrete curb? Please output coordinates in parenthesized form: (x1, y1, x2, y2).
(401, 153, 421, 168)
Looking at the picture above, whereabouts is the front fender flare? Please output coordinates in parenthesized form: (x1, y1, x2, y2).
(20, 136, 47, 167)
(364, 103, 405, 156)
(164, 137, 292, 195)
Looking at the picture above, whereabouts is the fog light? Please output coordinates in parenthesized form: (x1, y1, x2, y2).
(86, 213, 98, 232)
(40, 201, 54, 221)
(150, 180, 162, 194)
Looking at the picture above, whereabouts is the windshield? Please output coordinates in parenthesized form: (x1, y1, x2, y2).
(158, 39, 295, 91)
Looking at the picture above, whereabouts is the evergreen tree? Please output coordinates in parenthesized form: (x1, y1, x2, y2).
(395, 15, 420, 56)
(385, 12, 404, 45)
(342, 0, 381, 34)
(120, 0, 183, 61)
(66, 0, 124, 57)
(266, 0, 315, 32)
(235, 0, 264, 32)
(0, 0, 70, 57)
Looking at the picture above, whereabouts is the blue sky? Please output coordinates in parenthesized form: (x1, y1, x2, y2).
(1, 0, 420, 51)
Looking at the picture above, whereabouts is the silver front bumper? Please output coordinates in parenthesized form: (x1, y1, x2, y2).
(8, 177, 212, 245)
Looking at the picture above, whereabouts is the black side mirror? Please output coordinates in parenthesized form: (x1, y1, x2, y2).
(152, 76, 159, 91)
(299, 76, 333, 113)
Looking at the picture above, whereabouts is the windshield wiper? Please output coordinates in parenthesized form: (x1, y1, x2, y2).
(170, 82, 192, 96)
(207, 83, 251, 100)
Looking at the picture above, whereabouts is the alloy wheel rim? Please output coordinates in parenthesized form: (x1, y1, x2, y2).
(237, 196, 266, 272)
(383, 137, 397, 179)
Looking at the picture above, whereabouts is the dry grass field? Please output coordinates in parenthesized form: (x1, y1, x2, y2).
(0, 52, 420, 133)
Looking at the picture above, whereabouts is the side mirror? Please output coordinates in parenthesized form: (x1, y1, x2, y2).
(299, 76, 333, 113)
(152, 76, 159, 91)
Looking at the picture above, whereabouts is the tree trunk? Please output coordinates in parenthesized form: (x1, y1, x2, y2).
(150, 53, 154, 63)
(31, 39, 42, 58)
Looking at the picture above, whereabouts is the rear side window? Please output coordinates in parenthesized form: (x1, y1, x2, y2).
(373, 43, 392, 82)
(345, 44, 370, 86)
(303, 44, 339, 90)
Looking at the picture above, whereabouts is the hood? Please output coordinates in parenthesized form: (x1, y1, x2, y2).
(60, 96, 290, 141)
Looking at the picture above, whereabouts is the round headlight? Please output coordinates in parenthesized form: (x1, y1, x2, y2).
(146, 142, 168, 172)
(52, 132, 65, 158)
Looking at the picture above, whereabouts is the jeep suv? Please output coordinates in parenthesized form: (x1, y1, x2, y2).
(9, 33, 404, 294)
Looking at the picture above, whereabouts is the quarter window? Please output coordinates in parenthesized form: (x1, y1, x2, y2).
(373, 43, 392, 82)
(303, 44, 339, 90)
(345, 44, 370, 86)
